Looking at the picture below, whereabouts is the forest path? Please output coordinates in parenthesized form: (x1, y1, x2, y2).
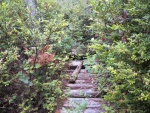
(56, 60, 106, 113)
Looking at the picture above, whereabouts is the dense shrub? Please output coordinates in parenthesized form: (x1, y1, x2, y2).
(0, 0, 72, 112)
(2, 0, 149, 112)
(86, 0, 150, 112)
(0, 0, 92, 112)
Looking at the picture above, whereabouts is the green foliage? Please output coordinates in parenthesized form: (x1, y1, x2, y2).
(2, 0, 150, 112)
(0, 0, 75, 112)
(0, 0, 92, 112)
(86, 0, 150, 112)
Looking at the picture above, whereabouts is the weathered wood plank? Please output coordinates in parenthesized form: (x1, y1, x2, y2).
(63, 98, 105, 108)
(64, 89, 99, 98)
(66, 83, 94, 89)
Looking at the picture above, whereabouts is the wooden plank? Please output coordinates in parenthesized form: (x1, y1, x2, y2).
(63, 98, 104, 108)
(66, 83, 94, 89)
(58, 109, 104, 113)
(64, 89, 99, 98)
(69, 60, 83, 67)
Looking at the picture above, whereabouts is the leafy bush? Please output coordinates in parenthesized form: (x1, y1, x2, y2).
(0, 0, 93, 112)
(86, 0, 150, 112)
(0, 0, 72, 112)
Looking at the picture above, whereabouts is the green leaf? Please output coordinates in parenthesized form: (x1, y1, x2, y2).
(18, 72, 29, 84)
(35, 64, 41, 68)
(143, 15, 150, 20)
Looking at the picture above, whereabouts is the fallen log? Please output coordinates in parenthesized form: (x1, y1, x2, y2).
(69, 61, 83, 83)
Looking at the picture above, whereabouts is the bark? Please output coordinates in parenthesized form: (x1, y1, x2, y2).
(69, 61, 83, 83)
